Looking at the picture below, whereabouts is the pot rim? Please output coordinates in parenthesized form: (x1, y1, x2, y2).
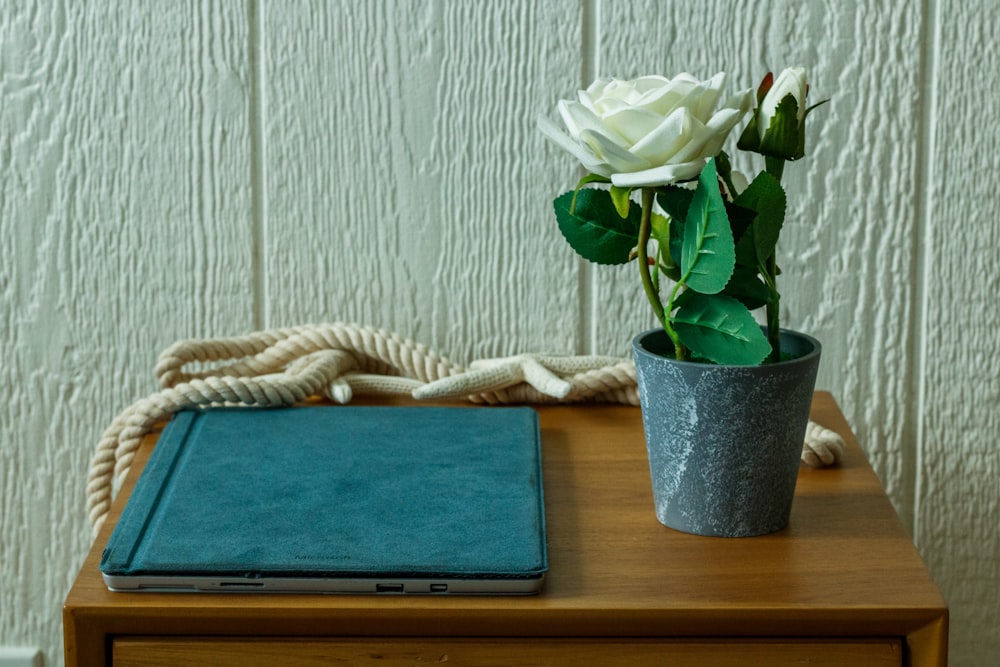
(632, 326, 821, 370)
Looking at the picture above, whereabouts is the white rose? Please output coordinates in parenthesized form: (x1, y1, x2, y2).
(539, 73, 752, 188)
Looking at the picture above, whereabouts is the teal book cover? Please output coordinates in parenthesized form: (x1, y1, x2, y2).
(100, 405, 547, 591)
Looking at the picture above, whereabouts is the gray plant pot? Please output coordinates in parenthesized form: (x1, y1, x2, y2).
(632, 327, 821, 537)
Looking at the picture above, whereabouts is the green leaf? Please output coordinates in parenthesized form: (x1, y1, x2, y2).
(649, 212, 681, 281)
(672, 292, 770, 365)
(680, 159, 736, 294)
(657, 245, 681, 283)
(655, 185, 695, 269)
(725, 201, 756, 248)
(656, 185, 694, 221)
(650, 211, 670, 243)
(553, 189, 640, 265)
(723, 266, 771, 310)
(734, 228, 758, 270)
(733, 171, 786, 268)
(736, 112, 761, 152)
(714, 150, 738, 200)
(610, 185, 632, 219)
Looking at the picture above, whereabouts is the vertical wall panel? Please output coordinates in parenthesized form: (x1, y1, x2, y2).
(919, 1, 1000, 663)
(597, 0, 924, 527)
(261, 1, 583, 364)
(0, 1, 252, 662)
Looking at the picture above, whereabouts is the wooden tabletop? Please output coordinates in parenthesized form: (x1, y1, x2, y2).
(64, 392, 947, 665)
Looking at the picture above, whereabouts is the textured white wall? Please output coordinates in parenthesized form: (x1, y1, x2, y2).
(0, 1, 996, 664)
(918, 0, 1000, 660)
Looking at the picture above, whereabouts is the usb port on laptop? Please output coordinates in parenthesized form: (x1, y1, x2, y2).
(375, 583, 404, 593)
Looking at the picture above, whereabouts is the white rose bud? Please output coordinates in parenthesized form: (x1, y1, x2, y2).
(758, 67, 808, 140)
(738, 66, 822, 161)
(539, 73, 752, 188)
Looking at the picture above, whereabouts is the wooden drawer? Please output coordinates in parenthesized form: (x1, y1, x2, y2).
(113, 636, 903, 666)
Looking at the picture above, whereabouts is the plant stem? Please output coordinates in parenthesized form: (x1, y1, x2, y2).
(637, 188, 665, 325)
(637, 188, 685, 359)
(765, 255, 781, 362)
(763, 156, 784, 362)
(765, 156, 785, 181)
(664, 279, 687, 361)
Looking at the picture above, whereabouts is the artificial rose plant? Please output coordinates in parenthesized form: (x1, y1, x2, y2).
(540, 67, 825, 365)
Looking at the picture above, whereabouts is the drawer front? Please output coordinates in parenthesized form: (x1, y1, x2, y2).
(114, 637, 902, 666)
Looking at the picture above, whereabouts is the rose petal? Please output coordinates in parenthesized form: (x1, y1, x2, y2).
(537, 116, 612, 176)
(692, 72, 727, 119)
(671, 72, 725, 123)
(601, 106, 668, 145)
(636, 75, 699, 115)
(721, 88, 754, 115)
(628, 107, 693, 163)
(578, 79, 610, 113)
(631, 75, 673, 93)
(705, 106, 750, 151)
(593, 79, 637, 108)
(579, 128, 650, 173)
(583, 77, 612, 99)
(591, 97, 630, 117)
(559, 100, 628, 146)
(610, 160, 707, 188)
(670, 107, 745, 163)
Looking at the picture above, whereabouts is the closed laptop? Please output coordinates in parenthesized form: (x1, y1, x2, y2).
(100, 405, 547, 594)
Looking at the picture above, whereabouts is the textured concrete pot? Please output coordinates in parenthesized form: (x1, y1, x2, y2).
(632, 327, 821, 537)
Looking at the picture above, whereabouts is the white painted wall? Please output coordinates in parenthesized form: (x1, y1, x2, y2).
(0, 1, 996, 664)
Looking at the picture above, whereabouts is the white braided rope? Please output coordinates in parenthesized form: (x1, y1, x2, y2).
(87, 322, 843, 537)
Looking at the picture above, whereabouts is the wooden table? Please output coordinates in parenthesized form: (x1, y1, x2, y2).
(64, 392, 948, 666)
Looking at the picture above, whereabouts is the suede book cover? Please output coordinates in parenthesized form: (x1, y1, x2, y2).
(100, 406, 547, 586)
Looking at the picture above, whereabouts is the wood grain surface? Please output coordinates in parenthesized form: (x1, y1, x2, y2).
(111, 637, 904, 667)
(62, 393, 946, 667)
